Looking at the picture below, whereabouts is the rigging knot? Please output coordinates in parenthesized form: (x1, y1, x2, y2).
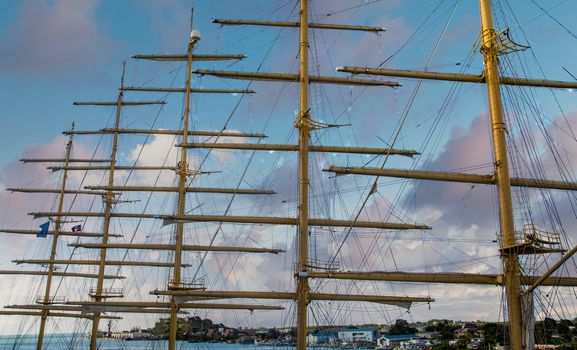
(492, 122, 507, 132)
(295, 108, 313, 130)
(101, 193, 117, 205)
(175, 161, 195, 177)
(295, 109, 350, 130)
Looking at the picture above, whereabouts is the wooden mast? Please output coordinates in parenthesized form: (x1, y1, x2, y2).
(168, 22, 199, 350)
(89, 62, 126, 350)
(5, 4, 577, 347)
(36, 129, 73, 350)
(296, 1, 310, 350)
(479, 0, 522, 348)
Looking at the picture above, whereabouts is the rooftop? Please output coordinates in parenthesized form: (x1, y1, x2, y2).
(339, 328, 377, 332)
(381, 334, 418, 340)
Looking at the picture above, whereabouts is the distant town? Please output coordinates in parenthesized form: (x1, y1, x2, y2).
(99, 317, 577, 349)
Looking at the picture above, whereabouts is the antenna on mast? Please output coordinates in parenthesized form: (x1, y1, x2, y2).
(189, 6, 194, 32)
(120, 61, 126, 89)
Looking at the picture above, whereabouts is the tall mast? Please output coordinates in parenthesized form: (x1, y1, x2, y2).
(89, 62, 126, 350)
(479, 0, 522, 348)
(36, 130, 73, 350)
(168, 20, 200, 350)
(296, 1, 310, 350)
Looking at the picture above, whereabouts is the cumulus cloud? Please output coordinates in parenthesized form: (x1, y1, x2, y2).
(2, 0, 577, 329)
(538, 110, 577, 179)
(0, 135, 114, 334)
(0, 0, 114, 74)
(297, 109, 577, 325)
(1, 135, 102, 227)
(127, 133, 182, 186)
(136, 0, 192, 51)
(407, 114, 497, 236)
(126, 131, 253, 188)
(199, 131, 253, 167)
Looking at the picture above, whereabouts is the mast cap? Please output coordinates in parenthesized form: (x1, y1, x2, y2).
(190, 29, 201, 43)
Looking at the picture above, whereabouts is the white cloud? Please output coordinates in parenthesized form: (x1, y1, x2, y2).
(0, 0, 114, 73)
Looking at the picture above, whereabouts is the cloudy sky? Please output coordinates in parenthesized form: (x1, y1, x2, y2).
(1, 0, 577, 338)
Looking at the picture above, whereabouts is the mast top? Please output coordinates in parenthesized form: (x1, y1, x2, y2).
(190, 29, 201, 43)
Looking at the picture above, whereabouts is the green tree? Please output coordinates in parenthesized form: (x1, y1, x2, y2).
(483, 323, 506, 346)
(426, 320, 457, 340)
(535, 317, 559, 344)
(558, 319, 574, 338)
(389, 319, 418, 335)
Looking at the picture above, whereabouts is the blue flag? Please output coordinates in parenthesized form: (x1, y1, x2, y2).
(37, 221, 50, 238)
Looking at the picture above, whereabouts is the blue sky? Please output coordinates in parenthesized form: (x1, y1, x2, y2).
(1, 0, 577, 335)
(0, 0, 576, 166)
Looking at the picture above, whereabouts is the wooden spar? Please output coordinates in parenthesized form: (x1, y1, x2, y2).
(89, 63, 125, 350)
(169, 28, 198, 350)
(0, 311, 121, 320)
(307, 271, 577, 287)
(48, 165, 177, 171)
(296, 3, 310, 350)
(8, 305, 82, 311)
(150, 289, 433, 306)
(28, 212, 122, 219)
(525, 243, 577, 293)
(7, 188, 114, 196)
(13, 259, 192, 268)
(164, 216, 431, 230)
(20, 158, 110, 163)
(212, 19, 386, 32)
(5, 304, 184, 314)
(0, 270, 124, 279)
(479, 1, 522, 348)
(84, 185, 275, 195)
(193, 69, 400, 87)
(73, 101, 165, 106)
(37, 134, 71, 350)
(122, 87, 256, 94)
(67, 301, 284, 311)
(179, 142, 419, 157)
(64, 128, 267, 138)
(68, 243, 284, 254)
(312, 293, 431, 304)
(132, 54, 246, 61)
(30, 211, 431, 230)
(48, 166, 218, 176)
(0, 229, 121, 238)
(336, 67, 577, 90)
(324, 166, 577, 191)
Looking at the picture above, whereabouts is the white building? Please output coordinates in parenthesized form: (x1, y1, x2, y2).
(307, 332, 336, 345)
(377, 334, 419, 349)
(337, 329, 376, 342)
(110, 330, 149, 340)
(399, 338, 431, 349)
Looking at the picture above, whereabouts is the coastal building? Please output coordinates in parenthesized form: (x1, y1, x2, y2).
(398, 338, 431, 349)
(470, 337, 484, 348)
(337, 328, 377, 342)
(415, 331, 440, 340)
(376, 334, 419, 349)
(109, 330, 150, 340)
(307, 331, 336, 345)
(454, 323, 479, 338)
